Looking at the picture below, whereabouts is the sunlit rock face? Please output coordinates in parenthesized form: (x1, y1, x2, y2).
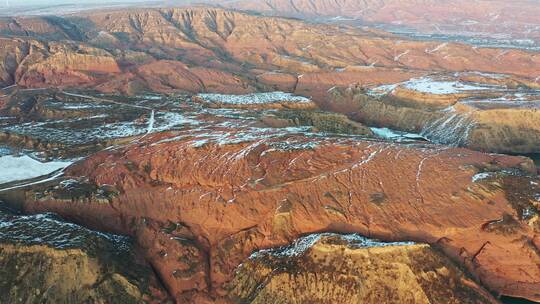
(324, 73, 540, 154)
(0, 4, 539, 303)
(224, 0, 540, 44)
(229, 233, 498, 304)
(0, 203, 169, 303)
(9, 126, 537, 302)
(0, 7, 539, 96)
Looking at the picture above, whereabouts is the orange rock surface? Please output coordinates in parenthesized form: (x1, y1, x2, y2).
(226, 0, 540, 42)
(1, 5, 539, 303)
(1, 7, 539, 95)
(321, 73, 540, 154)
(16, 130, 540, 302)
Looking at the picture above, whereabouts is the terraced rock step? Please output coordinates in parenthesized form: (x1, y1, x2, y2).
(193, 92, 317, 109)
(260, 110, 374, 136)
(325, 73, 540, 154)
(0, 203, 169, 303)
(230, 233, 498, 303)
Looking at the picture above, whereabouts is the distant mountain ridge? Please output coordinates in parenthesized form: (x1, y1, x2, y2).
(2, 0, 539, 42)
(224, 0, 540, 41)
(1, 6, 539, 96)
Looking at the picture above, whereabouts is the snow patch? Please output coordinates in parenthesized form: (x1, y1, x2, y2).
(0, 146, 11, 157)
(371, 127, 426, 141)
(420, 113, 475, 147)
(147, 110, 155, 134)
(394, 50, 410, 61)
(460, 94, 540, 109)
(472, 172, 494, 183)
(3, 111, 198, 144)
(367, 84, 398, 97)
(461, 71, 506, 79)
(0, 155, 72, 184)
(52, 103, 111, 110)
(403, 77, 495, 95)
(196, 92, 311, 105)
(425, 43, 448, 54)
(249, 233, 415, 259)
(138, 95, 163, 100)
(0, 207, 132, 252)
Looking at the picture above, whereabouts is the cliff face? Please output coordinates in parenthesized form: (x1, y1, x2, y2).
(0, 204, 169, 303)
(230, 233, 498, 303)
(324, 73, 540, 154)
(0, 39, 121, 89)
(12, 128, 539, 302)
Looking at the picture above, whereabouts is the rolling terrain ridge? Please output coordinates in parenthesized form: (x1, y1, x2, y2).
(0, 4, 539, 304)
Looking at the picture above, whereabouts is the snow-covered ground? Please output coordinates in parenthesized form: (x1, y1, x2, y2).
(367, 84, 399, 97)
(371, 127, 426, 142)
(0, 146, 11, 157)
(420, 113, 476, 147)
(196, 92, 311, 105)
(402, 77, 496, 95)
(249, 233, 416, 259)
(137, 95, 163, 100)
(471, 172, 494, 182)
(460, 93, 540, 109)
(457, 71, 507, 79)
(0, 155, 72, 184)
(2, 111, 199, 145)
(52, 103, 112, 110)
(90, 112, 198, 139)
(368, 75, 507, 96)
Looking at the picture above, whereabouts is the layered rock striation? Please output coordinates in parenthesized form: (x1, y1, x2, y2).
(1, 7, 539, 96)
(324, 74, 540, 154)
(8, 128, 539, 302)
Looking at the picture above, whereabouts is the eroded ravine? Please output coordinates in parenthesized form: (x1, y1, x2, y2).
(0, 86, 539, 302)
(2, 129, 538, 302)
(0, 5, 539, 303)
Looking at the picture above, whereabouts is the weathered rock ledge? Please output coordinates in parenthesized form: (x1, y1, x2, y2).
(230, 233, 498, 303)
(0, 203, 169, 304)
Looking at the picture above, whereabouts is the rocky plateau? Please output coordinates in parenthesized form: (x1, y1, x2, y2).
(0, 2, 539, 304)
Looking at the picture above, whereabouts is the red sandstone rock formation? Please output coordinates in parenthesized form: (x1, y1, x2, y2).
(1, 5, 539, 303)
(1, 7, 539, 95)
(322, 74, 540, 154)
(0, 204, 170, 303)
(225, 0, 540, 42)
(17, 130, 540, 302)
